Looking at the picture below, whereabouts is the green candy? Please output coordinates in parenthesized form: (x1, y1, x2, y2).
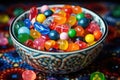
(8, 36, 13, 45)
(18, 33, 30, 44)
(68, 29, 76, 38)
(14, 21, 25, 36)
(14, 8, 24, 17)
(76, 12, 85, 20)
(90, 71, 106, 80)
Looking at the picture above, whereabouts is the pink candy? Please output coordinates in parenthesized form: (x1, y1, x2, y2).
(60, 32, 68, 40)
(40, 5, 49, 13)
(0, 37, 8, 46)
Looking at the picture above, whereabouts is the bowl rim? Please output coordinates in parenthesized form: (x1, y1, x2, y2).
(9, 4, 108, 54)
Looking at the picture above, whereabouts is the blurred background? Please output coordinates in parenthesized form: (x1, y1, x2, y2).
(0, 0, 120, 80)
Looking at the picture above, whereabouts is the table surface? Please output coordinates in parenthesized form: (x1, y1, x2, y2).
(0, 1, 120, 80)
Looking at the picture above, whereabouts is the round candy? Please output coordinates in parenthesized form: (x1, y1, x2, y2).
(36, 14, 46, 23)
(78, 17, 89, 28)
(76, 12, 85, 20)
(48, 30, 59, 40)
(68, 29, 76, 38)
(72, 6, 82, 14)
(18, 26, 30, 35)
(75, 40, 87, 49)
(45, 40, 56, 50)
(60, 32, 68, 40)
(85, 34, 95, 43)
(22, 70, 36, 80)
(44, 9, 53, 17)
(93, 30, 102, 40)
(13, 8, 24, 16)
(40, 5, 49, 13)
(0, 14, 10, 23)
(66, 43, 79, 52)
(75, 26, 85, 37)
(57, 39, 68, 50)
(0, 37, 8, 46)
(18, 33, 30, 43)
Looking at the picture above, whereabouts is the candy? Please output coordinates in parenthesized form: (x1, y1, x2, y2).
(30, 29, 41, 39)
(15, 5, 103, 52)
(48, 30, 59, 40)
(22, 70, 36, 80)
(85, 34, 95, 43)
(36, 14, 46, 23)
(60, 32, 68, 40)
(68, 29, 76, 38)
(18, 26, 30, 35)
(34, 22, 50, 35)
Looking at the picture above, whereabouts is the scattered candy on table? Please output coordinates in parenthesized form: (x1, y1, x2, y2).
(14, 4, 103, 52)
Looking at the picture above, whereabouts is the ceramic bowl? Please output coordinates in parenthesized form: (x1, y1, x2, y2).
(9, 5, 108, 74)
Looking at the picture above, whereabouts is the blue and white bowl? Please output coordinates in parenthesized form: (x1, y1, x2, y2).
(9, 5, 108, 74)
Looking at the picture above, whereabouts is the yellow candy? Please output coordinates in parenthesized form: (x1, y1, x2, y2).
(68, 16, 76, 26)
(36, 14, 46, 23)
(58, 10, 66, 17)
(30, 29, 41, 39)
(85, 34, 95, 43)
(57, 39, 68, 50)
(0, 14, 10, 23)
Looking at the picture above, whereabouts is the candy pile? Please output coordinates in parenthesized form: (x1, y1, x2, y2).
(15, 5, 102, 52)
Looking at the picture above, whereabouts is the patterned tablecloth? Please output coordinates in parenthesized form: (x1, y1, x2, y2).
(0, 2, 120, 80)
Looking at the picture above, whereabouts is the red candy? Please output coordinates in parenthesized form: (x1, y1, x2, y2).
(22, 70, 36, 80)
(29, 7, 38, 20)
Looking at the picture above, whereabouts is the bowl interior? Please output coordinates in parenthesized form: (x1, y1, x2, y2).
(10, 4, 108, 54)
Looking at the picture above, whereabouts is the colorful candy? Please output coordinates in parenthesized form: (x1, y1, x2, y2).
(15, 5, 103, 52)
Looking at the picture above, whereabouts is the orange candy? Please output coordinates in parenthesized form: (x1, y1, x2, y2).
(93, 30, 102, 40)
(75, 26, 85, 37)
(45, 40, 56, 50)
(66, 43, 79, 52)
(72, 6, 82, 14)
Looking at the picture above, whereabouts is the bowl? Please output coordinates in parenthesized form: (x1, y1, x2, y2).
(9, 4, 108, 74)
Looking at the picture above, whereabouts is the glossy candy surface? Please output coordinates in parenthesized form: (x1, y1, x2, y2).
(15, 5, 103, 52)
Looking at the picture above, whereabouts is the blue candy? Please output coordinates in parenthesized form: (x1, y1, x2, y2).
(48, 30, 59, 40)
(78, 17, 89, 28)
(24, 18, 32, 28)
(34, 22, 50, 35)
(44, 9, 53, 17)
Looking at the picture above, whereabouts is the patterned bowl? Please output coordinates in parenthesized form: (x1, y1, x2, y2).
(9, 5, 108, 74)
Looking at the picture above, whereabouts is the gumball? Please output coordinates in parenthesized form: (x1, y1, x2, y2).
(22, 70, 36, 80)
(67, 16, 76, 26)
(0, 14, 10, 23)
(85, 13, 93, 21)
(18, 26, 30, 35)
(49, 22, 57, 30)
(42, 16, 54, 27)
(85, 34, 95, 43)
(93, 30, 102, 40)
(57, 40, 68, 50)
(45, 40, 56, 50)
(18, 33, 30, 43)
(36, 14, 46, 23)
(44, 9, 53, 17)
(76, 12, 85, 20)
(66, 43, 79, 52)
(58, 10, 66, 17)
(74, 26, 85, 37)
(60, 32, 68, 40)
(75, 40, 88, 49)
(48, 30, 59, 40)
(34, 22, 50, 35)
(29, 6, 38, 20)
(63, 7, 72, 14)
(24, 18, 31, 28)
(68, 29, 76, 38)
(78, 17, 89, 28)
(40, 5, 49, 13)
(13, 8, 24, 16)
(72, 6, 82, 14)
(30, 29, 41, 39)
